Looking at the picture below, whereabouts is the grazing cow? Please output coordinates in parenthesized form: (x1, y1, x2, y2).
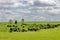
(47, 24, 51, 29)
(44, 27, 47, 29)
(22, 29, 27, 32)
(9, 28, 12, 32)
(54, 25, 58, 27)
(39, 24, 44, 29)
(54, 24, 60, 27)
(7, 25, 12, 27)
(57, 24, 60, 26)
(28, 28, 33, 31)
(33, 28, 38, 31)
(21, 24, 27, 28)
(51, 25, 55, 28)
(9, 27, 20, 32)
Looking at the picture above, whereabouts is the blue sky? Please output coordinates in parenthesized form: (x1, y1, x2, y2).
(0, 0, 60, 22)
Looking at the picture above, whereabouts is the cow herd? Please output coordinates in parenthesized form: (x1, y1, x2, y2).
(7, 23, 60, 32)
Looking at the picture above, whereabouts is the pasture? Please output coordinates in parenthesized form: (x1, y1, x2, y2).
(0, 22, 60, 40)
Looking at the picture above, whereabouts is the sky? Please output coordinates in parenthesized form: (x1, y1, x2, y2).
(0, 0, 60, 22)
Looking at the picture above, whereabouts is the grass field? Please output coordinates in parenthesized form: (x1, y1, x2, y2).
(0, 22, 60, 40)
(0, 27, 60, 40)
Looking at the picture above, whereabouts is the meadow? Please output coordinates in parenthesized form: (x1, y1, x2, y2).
(0, 22, 60, 40)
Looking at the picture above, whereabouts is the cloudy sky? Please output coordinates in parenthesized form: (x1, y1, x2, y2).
(0, 0, 60, 22)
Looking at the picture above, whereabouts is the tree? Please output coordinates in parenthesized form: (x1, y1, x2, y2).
(21, 18, 24, 25)
(9, 19, 13, 24)
(15, 20, 17, 24)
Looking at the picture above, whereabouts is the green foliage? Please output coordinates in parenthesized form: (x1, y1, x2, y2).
(15, 20, 17, 24)
(9, 19, 13, 24)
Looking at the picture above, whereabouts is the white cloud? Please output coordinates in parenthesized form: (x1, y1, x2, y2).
(32, 16, 46, 21)
(0, 0, 19, 2)
(0, 0, 60, 21)
(13, 2, 23, 7)
(47, 9, 60, 14)
(40, 0, 56, 4)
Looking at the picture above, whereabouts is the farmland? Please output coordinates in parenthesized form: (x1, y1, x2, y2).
(0, 22, 60, 40)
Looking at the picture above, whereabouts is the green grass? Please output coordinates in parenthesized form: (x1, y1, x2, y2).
(0, 27, 60, 40)
(0, 22, 60, 40)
